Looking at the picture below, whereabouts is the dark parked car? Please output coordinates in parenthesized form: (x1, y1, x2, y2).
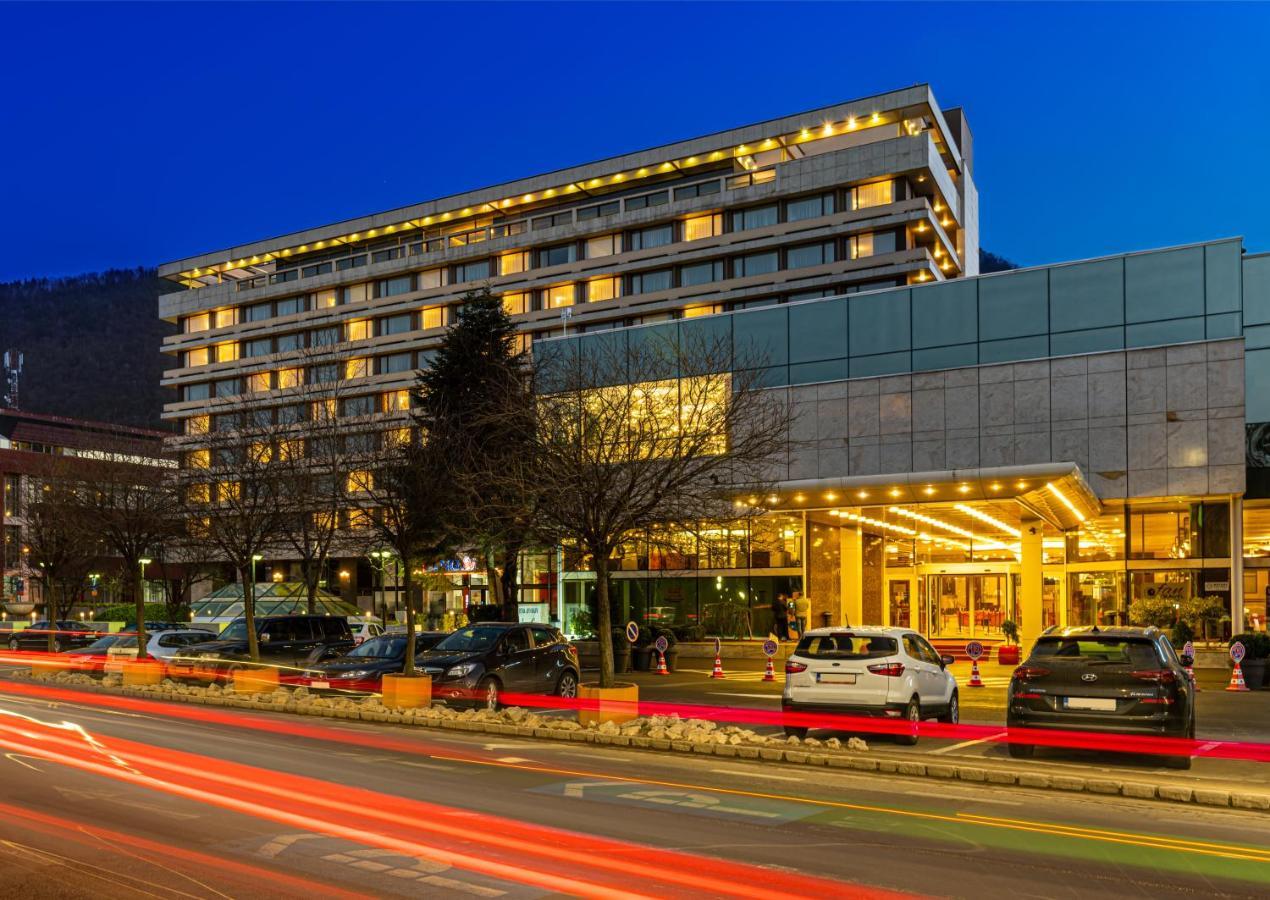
(7, 621, 101, 652)
(171, 615, 355, 680)
(302, 632, 448, 693)
(418, 623, 580, 710)
(61, 633, 130, 674)
(1007, 625, 1195, 768)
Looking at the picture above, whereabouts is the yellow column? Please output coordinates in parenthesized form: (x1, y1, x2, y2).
(840, 522, 863, 627)
(1019, 516, 1043, 654)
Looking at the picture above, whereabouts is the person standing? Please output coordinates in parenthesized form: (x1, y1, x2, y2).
(793, 591, 811, 637)
(771, 593, 790, 641)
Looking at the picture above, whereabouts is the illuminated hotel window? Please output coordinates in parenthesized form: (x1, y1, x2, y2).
(213, 308, 236, 329)
(187, 483, 209, 504)
(421, 306, 445, 330)
(312, 289, 338, 309)
(683, 213, 723, 242)
(586, 234, 620, 259)
(682, 304, 722, 318)
(184, 313, 210, 333)
(347, 471, 373, 493)
(501, 292, 529, 315)
(418, 268, 445, 290)
(277, 367, 303, 389)
(185, 347, 209, 368)
(500, 251, 530, 276)
(851, 180, 894, 210)
(216, 481, 240, 502)
(313, 398, 337, 421)
(277, 439, 303, 461)
(185, 415, 210, 436)
(346, 508, 373, 530)
(384, 426, 412, 448)
(345, 358, 370, 380)
(383, 390, 411, 412)
(247, 372, 271, 394)
(585, 277, 619, 303)
(346, 319, 371, 342)
(850, 233, 875, 259)
(342, 283, 370, 305)
(545, 283, 576, 308)
(213, 342, 239, 363)
(186, 449, 210, 470)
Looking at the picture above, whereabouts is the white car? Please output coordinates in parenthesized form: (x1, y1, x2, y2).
(349, 619, 385, 646)
(104, 629, 219, 672)
(782, 626, 958, 744)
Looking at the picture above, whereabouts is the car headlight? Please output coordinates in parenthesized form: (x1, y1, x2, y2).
(334, 669, 374, 680)
(446, 662, 478, 678)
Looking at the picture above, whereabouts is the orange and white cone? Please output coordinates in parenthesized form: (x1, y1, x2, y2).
(710, 654, 725, 679)
(1185, 663, 1201, 691)
(762, 657, 776, 682)
(967, 658, 984, 688)
(654, 650, 669, 676)
(1226, 661, 1250, 692)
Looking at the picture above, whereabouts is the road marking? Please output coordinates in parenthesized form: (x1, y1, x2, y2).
(496, 756, 530, 763)
(710, 692, 781, 700)
(398, 759, 456, 771)
(929, 732, 1006, 755)
(710, 768, 802, 782)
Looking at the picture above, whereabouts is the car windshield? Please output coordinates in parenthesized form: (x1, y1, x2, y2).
(433, 626, 503, 653)
(1033, 637, 1161, 667)
(112, 636, 139, 649)
(348, 636, 406, 659)
(796, 633, 897, 659)
(84, 635, 123, 651)
(219, 621, 248, 641)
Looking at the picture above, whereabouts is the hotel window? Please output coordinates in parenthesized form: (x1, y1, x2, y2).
(418, 268, 445, 290)
(346, 319, 371, 342)
(345, 358, 370, 380)
(736, 250, 779, 278)
(311, 363, 340, 384)
(312, 289, 338, 309)
(545, 283, 576, 308)
(245, 302, 272, 323)
(577, 200, 620, 221)
(731, 204, 778, 231)
(499, 251, 530, 276)
(586, 234, 620, 258)
(379, 313, 414, 336)
(680, 260, 723, 287)
(384, 426, 412, 448)
(346, 508, 374, 530)
(312, 398, 337, 421)
(185, 448, 210, 470)
(383, 390, 411, 412)
(683, 213, 722, 242)
(276, 333, 302, 353)
(379, 352, 413, 374)
(311, 326, 340, 347)
(243, 337, 272, 358)
(247, 372, 272, 394)
(214, 378, 240, 398)
(501, 292, 529, 315)
(376, 275, 413, 298)
(277, 367, 303, 389)
(335, 255, 367, 271)
(277, 404, 303, 424)
(184, 313, 210, 333)
(342, 396, 375, 418)
(213, 308, 237, 328)
(674, 180, 721, 201)
(183, 383, 210, 402)
(276, 296, 303, 317)
(786, 193, 835, 222)
(630, 224, 673, 251)
(849, 231, 897, 259)
(851, 180, 894, 210)
(187, 483, 210, 504)
(347, 470, 373, 493)
(185, 415, 210, 436)
(454, 259, 490, 283)
(787, 241, 835, 269)
(214, 342, 239, 363)
(627, 269, 672, 295)
(585, 277, 620, 303)
(625, 190, 668, 211)
(539, 243, 577, 267)
(682, 304, 723, 318)
(421, 306, 446, 330)
(532, 210, 573, 230)
(217, 481, 241, 503)
(345, 432, 376, 454)
(185, 347, 209, 368)
(277, 438, 303, 461)
(342, 283, 370, 305)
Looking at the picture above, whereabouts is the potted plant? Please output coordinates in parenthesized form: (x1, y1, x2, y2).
(998, 619, 1020, 665)
(1229, 633, 1269, 689)
(1179, 595, 1225, 644)
(631, 628, 655, 671)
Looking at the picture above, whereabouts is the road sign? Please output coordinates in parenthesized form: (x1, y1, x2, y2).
(965, 640, 984, 661)
(625, 621, 639, 644)
(713, 636, 722, 655)
(1182, 640, 1195, 658)
(654, 635, 668, 653)
(1230, 641, 1246, 663)
(762, 639, 778, 657)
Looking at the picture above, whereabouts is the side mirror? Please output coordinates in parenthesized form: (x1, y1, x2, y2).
(940, 655, 955, 669)
(1180, 653, 1194, 667)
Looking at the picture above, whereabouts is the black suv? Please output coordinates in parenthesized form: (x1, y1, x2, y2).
(173, 615, 355, 679)
(1007, 626, 1195, 768)
(418, 623, 580, 710)
(7, 621, 101, 652)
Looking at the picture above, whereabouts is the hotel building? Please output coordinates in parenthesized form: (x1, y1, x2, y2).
(157, 85, 1270, 650)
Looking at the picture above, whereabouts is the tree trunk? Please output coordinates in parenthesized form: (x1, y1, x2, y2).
(485, 562, 504, 614)
(500, 547, 519, 622)
(401, 558, 416, 675)
(595, 555, 613, 689)
(306, 573, 318, 615)
(134, 562, 149, 661)
(242, 566, 260, 663)
(46, 582, 59, 654)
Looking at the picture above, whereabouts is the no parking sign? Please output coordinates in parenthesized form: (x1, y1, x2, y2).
(654, 635, 668, 653)
(762, 639, 778, 658)
(965, 640, 984, 661)
(625, 621, 639, 644)
(1231, 641, 1246, 664)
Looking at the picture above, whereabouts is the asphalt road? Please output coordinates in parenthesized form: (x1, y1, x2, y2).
(0, 686, 1267, 899)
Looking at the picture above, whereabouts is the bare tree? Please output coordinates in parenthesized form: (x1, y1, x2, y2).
(21, 465, 96, 651)
(150, 528, 214, 624)
(518, 328, 791, 687)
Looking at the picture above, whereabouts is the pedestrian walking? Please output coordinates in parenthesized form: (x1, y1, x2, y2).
(771, 593, 790, 641)
(793, 591, 811, 638)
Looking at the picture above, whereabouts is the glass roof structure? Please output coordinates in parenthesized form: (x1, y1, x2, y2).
(191, 582, 364, 622)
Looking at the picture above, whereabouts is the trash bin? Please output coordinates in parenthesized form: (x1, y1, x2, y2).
(820, 611, 832, 628)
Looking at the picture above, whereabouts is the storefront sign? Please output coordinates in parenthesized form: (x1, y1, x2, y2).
(1203, 581, 1230, 592)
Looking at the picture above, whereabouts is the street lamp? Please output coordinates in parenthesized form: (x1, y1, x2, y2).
(369, 550, 393, 625)
(250, 554, 263, 585)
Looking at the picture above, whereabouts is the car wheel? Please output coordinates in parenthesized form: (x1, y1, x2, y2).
(1167, 717, 1196, 770)
(556, 670, 579, 699)
(938, 690, 959, 724)
(896, 697, 921, 746)
(1007, 740, 1034, 759)
(783, 725, 809, 739)
(8, 638, 19, 651)
(478, 677, 501, 712)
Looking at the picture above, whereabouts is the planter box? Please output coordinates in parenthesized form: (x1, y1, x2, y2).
(997, 645, 1020, 666)
(231, 667, 279, 694)
(382, 674, 431, 708)
(578, 682, 639, 726)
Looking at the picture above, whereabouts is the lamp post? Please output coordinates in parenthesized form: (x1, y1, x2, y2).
(250, 554, 263, 586)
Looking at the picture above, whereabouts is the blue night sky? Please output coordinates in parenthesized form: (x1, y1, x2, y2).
(0, 1, 1267, 282)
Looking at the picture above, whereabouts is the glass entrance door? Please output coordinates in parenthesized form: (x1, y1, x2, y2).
(926, 574, 1010, 638)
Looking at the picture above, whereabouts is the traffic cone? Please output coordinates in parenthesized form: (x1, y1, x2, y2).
(762, 657, 776, 682)
(654, 650, 669, 676)
(1185, 662, 1201, 692)
(710, 653, 725, 679)
(967, 658, 984, 688)
(1226, 661, 1250, 692)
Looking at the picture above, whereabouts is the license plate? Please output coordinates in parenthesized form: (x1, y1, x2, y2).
(309, 680, 329, 689)
(1065, 696, 1116, 711)
(818, 673, 857, 685)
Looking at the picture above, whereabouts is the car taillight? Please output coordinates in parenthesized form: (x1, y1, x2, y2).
(867, 662, 905, 677)
(1012, 665, 1051, 682)
(785, 661, 808, 674)
(1131, 669, 1176, 684)
(566, 644, 578, 658)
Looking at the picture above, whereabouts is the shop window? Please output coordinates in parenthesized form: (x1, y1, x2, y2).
(1067, 571, 1126, 628)
(1128, 502, 1228, 559)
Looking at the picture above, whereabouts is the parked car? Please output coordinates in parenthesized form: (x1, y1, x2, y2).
(349, 618, 385, 646)
(781, 626, 958, 744)
(301, 632, 449, 693)
(61, 633, 130, 674)
(1007, 625, 1195, 768)
(102, 629, 220, 673)
(170, 615, 355, 680)
(7, 621, 101, 652)
(418, 623, 580, 710)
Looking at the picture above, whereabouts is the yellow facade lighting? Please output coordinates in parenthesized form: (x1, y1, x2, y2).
(856, 490, 869, 500)
(955, 503, 1016, 535)
(847, 116, 857, 129)
(1046, 482, 1087, 522)
(822, 122, 833, 136)
(824, 491, 837, 502)
(871, 112, 880, 123)
(958, 483, 971, 494)
(888, 488, 901, 498)
(923, 486, 936, 496)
